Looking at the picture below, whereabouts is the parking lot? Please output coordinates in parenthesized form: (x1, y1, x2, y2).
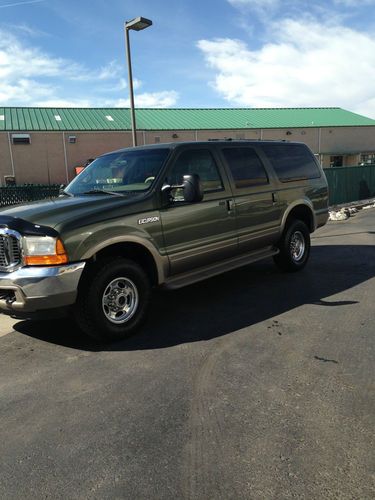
(0, 209, 374, 499)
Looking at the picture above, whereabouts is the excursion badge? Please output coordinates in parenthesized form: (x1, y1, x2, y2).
(138, 216, 160, 225)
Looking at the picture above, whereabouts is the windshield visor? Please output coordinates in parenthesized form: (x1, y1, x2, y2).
(65, 148, 170, 195)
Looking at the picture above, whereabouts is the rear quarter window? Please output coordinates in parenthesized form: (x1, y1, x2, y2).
(260, 143, 321, 182)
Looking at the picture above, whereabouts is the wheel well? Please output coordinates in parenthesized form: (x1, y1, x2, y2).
(285, 205, 314, 233)
(89, 242, 159, 286)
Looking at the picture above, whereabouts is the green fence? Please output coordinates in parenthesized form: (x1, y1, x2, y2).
(323, 165, 375, 205)
(0, 185, 61, 208)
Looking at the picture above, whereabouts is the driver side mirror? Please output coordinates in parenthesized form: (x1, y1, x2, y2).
(162, 174, 204, 204)
(182, 174, 204, 203)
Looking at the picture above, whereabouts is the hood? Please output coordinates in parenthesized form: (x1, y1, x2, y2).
(0, 194, 151, 233)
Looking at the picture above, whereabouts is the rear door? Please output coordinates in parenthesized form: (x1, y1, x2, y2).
(160, 147, 238, 275)
(219, 146, 283, 253)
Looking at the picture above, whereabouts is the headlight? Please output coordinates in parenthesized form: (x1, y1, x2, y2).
(22, 236, 68, 266)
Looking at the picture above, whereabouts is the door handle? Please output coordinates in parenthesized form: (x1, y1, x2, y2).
(219, 199, 234, 212)
(226, 199, 235, 212)
(272, 192, 277, 204)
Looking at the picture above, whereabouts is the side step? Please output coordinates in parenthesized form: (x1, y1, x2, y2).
(163, 247, 279, 290)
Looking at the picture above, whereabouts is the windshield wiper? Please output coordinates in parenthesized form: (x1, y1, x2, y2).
(81, 189, 124, 197)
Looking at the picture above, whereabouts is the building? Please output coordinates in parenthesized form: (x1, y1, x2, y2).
(0, 106, 375, 185)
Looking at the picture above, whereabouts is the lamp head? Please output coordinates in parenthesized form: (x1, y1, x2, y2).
(125, 17, 152, 31)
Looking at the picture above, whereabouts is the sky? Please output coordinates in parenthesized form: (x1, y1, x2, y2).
(1, 0, 375, 117)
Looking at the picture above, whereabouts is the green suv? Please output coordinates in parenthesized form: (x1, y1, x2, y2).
(0, 141, 328, 341)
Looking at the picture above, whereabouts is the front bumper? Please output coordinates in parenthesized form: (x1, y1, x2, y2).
(0, 262, 86, 314)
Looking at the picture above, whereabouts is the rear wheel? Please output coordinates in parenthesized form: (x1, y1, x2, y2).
(274, 220, 310, 272)
(74, 257, 151, 341)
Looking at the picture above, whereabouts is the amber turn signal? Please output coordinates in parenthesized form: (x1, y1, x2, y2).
(24, 238, 68, 266)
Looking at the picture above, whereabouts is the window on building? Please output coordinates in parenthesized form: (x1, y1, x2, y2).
(330, 156, 343, 167)
(167, 149, 223, 193)
(4, 176, 16, 186)
(154, 136, 161, 143)
(360, 153, 375, 165)
(12, 134, 31, 145)
(68, 136, 77, 144)
(222, 147, 268, 188)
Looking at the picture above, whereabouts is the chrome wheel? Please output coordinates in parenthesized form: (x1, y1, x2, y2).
(290, 231, 305, 262)
(102, 277, 139, 324)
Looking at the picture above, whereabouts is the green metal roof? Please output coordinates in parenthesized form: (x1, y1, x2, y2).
(0, 107, 374, 132)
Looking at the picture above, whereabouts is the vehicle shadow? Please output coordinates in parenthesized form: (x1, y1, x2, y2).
(13, 244, 375, 352)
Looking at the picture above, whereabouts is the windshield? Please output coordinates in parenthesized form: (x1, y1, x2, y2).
(65, 148, 170, 196)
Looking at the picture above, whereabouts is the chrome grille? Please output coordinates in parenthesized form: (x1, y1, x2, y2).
(0, 230, 22, 272)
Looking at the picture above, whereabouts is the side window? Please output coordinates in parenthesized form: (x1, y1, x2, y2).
(167, 149, 224, 193)
(260, 144, 321, 182)
(222, 148, 268, 188)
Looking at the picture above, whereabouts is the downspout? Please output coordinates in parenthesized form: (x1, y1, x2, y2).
(62, 132, 69, 184)
(318, 128, 322, 166)
(7, 132, 15, 178)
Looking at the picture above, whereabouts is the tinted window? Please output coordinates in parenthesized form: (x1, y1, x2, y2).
(222, 148, 268, 188)
(260, 143, 321, 182)
(167, 149, 223, 193)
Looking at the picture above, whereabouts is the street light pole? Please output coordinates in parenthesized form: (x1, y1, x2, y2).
(124, 17, 152, 148)
(125, 27, 137, 147)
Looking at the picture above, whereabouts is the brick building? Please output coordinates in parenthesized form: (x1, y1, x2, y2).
(0, 106, 374, 185)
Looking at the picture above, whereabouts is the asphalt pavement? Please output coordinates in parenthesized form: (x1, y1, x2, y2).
(0, 209, 374, 499)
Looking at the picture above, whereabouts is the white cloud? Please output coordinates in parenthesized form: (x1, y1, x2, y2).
(0, 29, 178, 108)
(114, 91, 179, 108)
(0, 78, 54, 103)
(227, 0, 282, 20)
(97, 60, 122, 80)
(227, 0, 375, 24)
(0, 23, 48, 37)
(35, 99, 92, 108)
(0, 30, 85, 82)
(197, 19, 375, 118)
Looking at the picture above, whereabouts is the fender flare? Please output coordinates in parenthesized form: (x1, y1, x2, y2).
(80, 235, 169, 285)
(280, 199, 316, 233)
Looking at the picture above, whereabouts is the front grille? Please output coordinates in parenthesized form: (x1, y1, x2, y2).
(0, 232, 22, 271)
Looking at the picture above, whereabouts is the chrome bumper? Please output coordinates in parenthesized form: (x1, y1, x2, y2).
(0, 262, 85, 313)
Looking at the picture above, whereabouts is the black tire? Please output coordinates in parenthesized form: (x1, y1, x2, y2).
(74, 257, 151, 341)
(273, 220, 310, 272)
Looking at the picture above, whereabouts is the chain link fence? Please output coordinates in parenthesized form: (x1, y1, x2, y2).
(0, 185, 61, 208)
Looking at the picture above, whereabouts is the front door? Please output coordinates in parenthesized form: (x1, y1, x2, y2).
(160, 147, 238, 275)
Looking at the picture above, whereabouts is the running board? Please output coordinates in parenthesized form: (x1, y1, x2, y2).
(163, 247, 279, 290)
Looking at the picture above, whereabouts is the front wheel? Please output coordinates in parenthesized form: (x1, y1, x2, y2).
(74, 257, 151, 341)
(273, 220, 310, 272)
